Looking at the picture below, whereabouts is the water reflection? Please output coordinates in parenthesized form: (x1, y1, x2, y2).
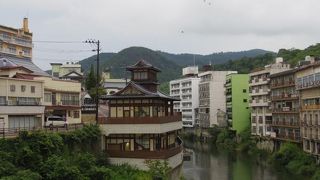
(182, 141, 301, 180)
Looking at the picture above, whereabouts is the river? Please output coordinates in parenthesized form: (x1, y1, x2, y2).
(182, 141, 304, 180)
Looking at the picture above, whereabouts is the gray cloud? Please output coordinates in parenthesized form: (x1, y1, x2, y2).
(1, 0, 320, 69)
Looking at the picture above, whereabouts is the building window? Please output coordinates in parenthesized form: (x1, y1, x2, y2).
(31, 86, 35, 93)
(134, 72, 147, 80)
(74, 111, 80, 118)
(10, 85, 15, 92)
(243, 89, 247, 93)
(44, 93, 52, 102)
(68, 111, 72, 117)
(243, 99, 247, 103)
(21, 85, 26, 92)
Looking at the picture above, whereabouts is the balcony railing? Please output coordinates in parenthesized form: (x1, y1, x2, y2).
(0, 35, 32, 47)
(5, 100, 40, 106)
(275, 133, 300, 142)
(271, 94, 298, 101)
(99, 113, 182, 124)
(272, 121, 299, 127)
(301, 104, 320, 111)
(106, 145, 182, 159)
(272, 107, 299, 113)
(271, 81, 295, 88)
(296, 80, 320, 90)
(61, 100, 80, 106)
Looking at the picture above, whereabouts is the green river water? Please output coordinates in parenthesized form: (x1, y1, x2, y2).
(182, 141, 306, 180)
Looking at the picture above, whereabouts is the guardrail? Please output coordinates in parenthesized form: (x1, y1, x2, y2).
(0, 123, 84, 138)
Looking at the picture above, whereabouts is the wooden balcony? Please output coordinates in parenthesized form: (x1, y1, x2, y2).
(107, 145, 183, 159)
(98, 113, 182, 124)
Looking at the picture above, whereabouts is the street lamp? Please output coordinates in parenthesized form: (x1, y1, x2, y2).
(84, 39, 100, 124)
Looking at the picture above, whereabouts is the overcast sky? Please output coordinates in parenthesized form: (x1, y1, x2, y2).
(1, 0, 320, 70)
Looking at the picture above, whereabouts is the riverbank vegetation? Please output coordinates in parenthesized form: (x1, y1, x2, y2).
(182, 127, 320, 179)
(0, 125, 155, 180)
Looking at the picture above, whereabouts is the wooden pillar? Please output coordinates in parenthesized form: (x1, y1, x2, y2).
(170, 100, 173, 115)
(165, 100, 168, 116)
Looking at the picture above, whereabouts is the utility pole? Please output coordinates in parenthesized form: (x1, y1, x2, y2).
(84, 39, 100, 124)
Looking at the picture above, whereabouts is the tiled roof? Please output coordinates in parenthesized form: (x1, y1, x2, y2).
(126, 59, 161, 72)
(102, 81, 179, 101)
(0, 56, 50, 77)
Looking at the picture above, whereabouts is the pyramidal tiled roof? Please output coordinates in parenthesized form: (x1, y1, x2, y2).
(102, 81, 179, 101)
(126, 59, 161, 72)
(0, 56, 50, 77)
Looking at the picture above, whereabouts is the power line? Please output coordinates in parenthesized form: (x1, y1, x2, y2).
(34, 48, 93, 53)
(32, 40, 83, 44)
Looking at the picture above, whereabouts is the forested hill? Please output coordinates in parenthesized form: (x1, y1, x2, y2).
(214, 43, 320, 73)
(79, 46, 273, 82)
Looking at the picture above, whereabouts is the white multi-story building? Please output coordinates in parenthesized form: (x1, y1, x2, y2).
(249, 57, 290, 136)
(170, 66, 200, 127)
(198, 69, 237, 128)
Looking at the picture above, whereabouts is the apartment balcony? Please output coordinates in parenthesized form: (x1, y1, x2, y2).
(249, 78, 270, 86)
(271, 81, 295, 89)
(272, 107, 299, 114)
(60, 100, 80, 106)
(249, 99, 269, 107)
(4, 100, 40, 106)
(296, 80, 320, 90)
(301, 104, 320, 111)
(271, 93, 298, 101)
(250, 89, 270, 96)
(274, 133, 301, 142)
(107, 144, 182, 159)
(0, 35, 33, 48)
(272, 121, 300, 128)
(98, 113, 182, 124)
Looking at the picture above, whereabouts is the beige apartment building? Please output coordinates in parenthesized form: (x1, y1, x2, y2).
(0, 18, 32, 59)
(35, 76, 82, 124)
(249, 58, 290, 136)
(270, 69, 301, 147)
(0, 66, 44, 131)
(295, 56, 320, 156)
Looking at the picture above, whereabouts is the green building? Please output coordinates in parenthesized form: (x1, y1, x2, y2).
(225, 73, 250, 134)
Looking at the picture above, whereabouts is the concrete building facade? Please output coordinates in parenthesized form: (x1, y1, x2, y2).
(51, 62, 83, 82)
(225, 73, 250, 134)
(170, 66, 200, 127)
(270, 69, 301, 146)
(249, 58, 291, 136)
(198, 70, 237, 128)
(295, 56, 320, 156)
(0, 18, 32, 59)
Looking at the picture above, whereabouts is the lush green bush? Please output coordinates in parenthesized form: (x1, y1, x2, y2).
(269, 143, 319, 178)
(0, 125, 151, 179)
(1, 170, 42, 180)
(215, 128, 236, 149)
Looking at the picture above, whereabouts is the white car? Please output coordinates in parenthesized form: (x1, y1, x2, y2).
(45, 116, 67, 127)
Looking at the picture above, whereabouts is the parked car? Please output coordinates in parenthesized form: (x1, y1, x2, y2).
(45, 116, 67, 128)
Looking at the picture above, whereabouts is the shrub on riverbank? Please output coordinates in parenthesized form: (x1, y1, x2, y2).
(269, 143, 319, 178)
(0, 125, 152, 179)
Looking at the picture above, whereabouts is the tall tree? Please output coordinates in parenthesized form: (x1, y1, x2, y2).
(85, 65, 96, 91)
